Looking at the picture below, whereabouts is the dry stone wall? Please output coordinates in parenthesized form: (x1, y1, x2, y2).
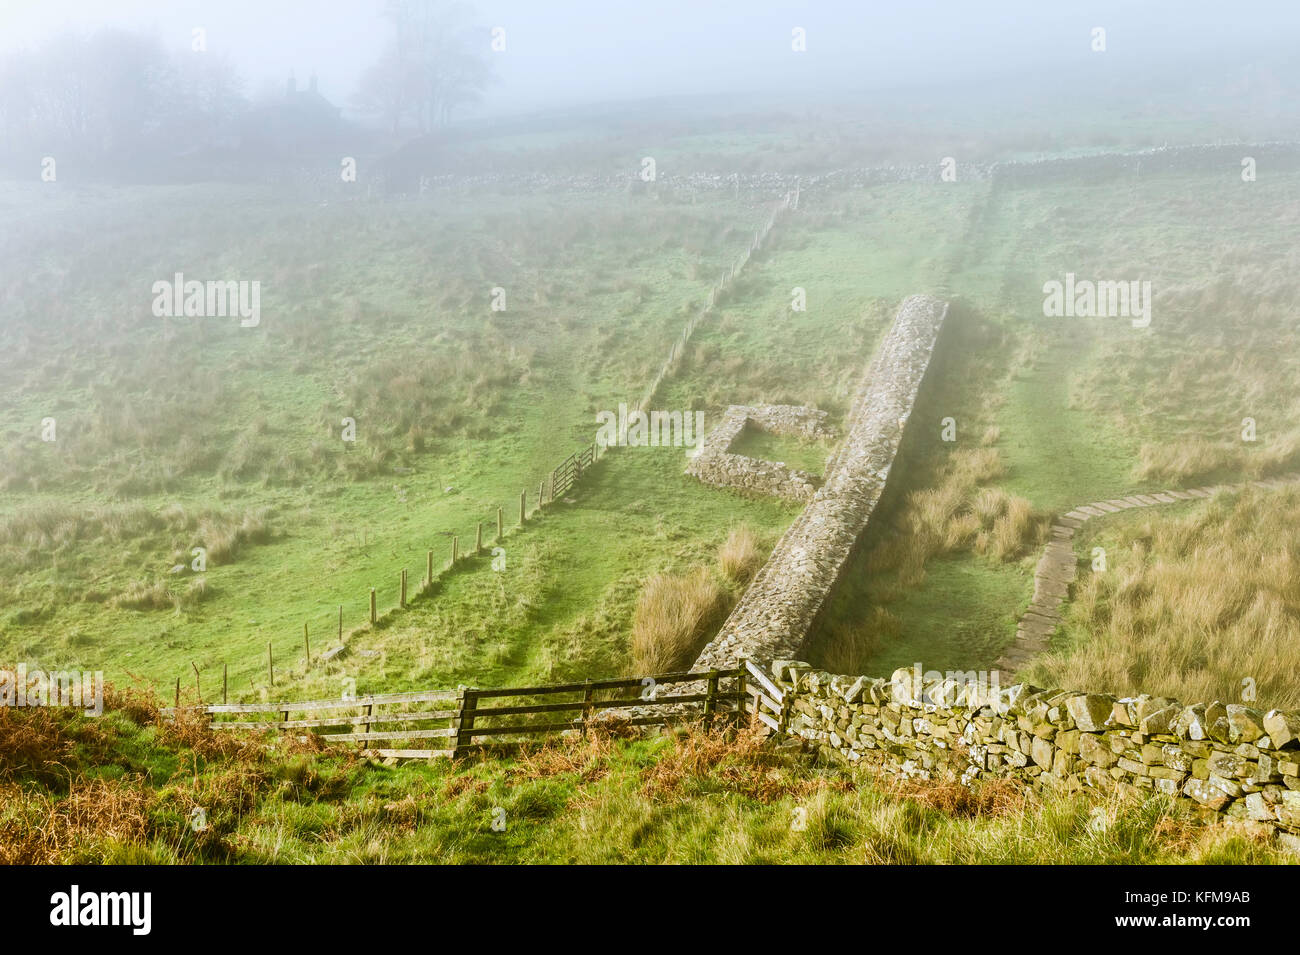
(690, 295, 949, 672)
(686, 404, 833, 502)
(990, 141, 1300, 190)
(768, 660, 1300, 844)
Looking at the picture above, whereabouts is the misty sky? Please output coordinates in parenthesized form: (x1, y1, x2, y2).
(2, 1, 1298, 118)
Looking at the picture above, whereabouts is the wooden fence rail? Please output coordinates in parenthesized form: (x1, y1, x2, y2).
(741, 658, 788, 733)
(164, 668, 749, 761)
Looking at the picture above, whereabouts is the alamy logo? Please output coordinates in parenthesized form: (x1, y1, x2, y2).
(0, 664, 103, 716)
(595, 404, 705, 449)
(49, 885, 151, 935)
(151, 272, 261, 327)
(1042, 273, 1151, 328)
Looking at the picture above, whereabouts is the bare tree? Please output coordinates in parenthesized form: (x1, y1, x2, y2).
(356, 0, 493, 134)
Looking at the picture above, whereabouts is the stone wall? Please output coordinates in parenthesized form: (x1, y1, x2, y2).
(689, 295, 949, 672)
(990, 142, 1300, 190)
(766, 660, 1300, 843)
(685, 404, 833, 502)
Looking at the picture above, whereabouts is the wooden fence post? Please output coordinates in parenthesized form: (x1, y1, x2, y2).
(538, 479, 545, 508)
(496, 507, 504, 542)
(451, 535, 459, 566)
(222, 663, 228, 705)
(475, 522, 483, 555)
(519, 490, 526, 525)
(736, 658, 748, 725)
(338, 605, 343, 642)
(267, 642, 275, 688)
(174, 677, 180, 709)
(581, 679, 594, 738)
(451, 686, 477, 757)
(704, 670, 719, 728)
(426, 550, 433, 587)
(359, 702, 373, 749)
(303, 622, 311, 664)
(192, 662, 201, 704)
(400, 569, 407, 608)
(369, 588, 377, 625)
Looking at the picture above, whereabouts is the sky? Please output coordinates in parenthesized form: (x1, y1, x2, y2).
(1, 0, 1297, 118)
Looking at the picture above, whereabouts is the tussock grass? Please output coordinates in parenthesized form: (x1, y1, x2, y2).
(630, 526, 770, 673)
(1026, 488, 1300, 710)
(868, 448, 1047, 588)
(1134, 433, 1300, 485)
(630, 568, 726, 673)
(718, 524, 765, 584)
(815, 607, 902, 676)
(0, 503, 273, 574)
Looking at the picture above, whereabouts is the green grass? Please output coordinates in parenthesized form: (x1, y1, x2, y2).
(727, 426, 832, 477)
(998, 328, 1145, 510)
(0, 183, 791, 698)
(4, 702, 1290, 865)
(837, 555, 1032, 677)
(4, 160, 1299, 716)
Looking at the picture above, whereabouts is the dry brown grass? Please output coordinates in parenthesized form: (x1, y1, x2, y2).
(1134, 433, 1300, 485)
(639, 724, 832, 803)
(509, 732, 620, 784)
(868, 448, 1047, 587)
(630, 567, 727, 673)
(0, 691, 115, 785)
(157, 707, 266, 763)
(0, 777, 152, 864)
(718, 524, 765, 584)
(879, 775, 1029, 818)
(1025, 487, 1300, 710)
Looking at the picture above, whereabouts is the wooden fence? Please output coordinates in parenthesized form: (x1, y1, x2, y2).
(165, 667, 753, 760)
(545, 443, 597, 503)
(740, 658, 789, 733)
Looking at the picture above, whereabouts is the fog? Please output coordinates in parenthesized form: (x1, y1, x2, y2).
(3, 0, 1299, 122)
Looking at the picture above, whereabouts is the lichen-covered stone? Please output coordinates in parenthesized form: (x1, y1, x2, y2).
(1265, 710, 1300, 749)
(1226, 704, 1267, 743)
(1184, 778, 1232, 810)
(1065, 693, 1115, 732)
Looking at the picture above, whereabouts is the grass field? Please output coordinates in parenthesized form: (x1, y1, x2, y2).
(3, 148, 1299, 719)
(3, 697, 1291, 865)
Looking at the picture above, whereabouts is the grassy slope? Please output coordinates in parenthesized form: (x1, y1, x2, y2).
(4, 164, 1299, 707)
(0, 184, 789, 697)
(1024, 486, 1300, 711)
(810, 166, 1300, 678)
(3, 701, 1289, 865)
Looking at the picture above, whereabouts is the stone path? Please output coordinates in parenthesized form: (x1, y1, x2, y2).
(995, 476, 1300, 674)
